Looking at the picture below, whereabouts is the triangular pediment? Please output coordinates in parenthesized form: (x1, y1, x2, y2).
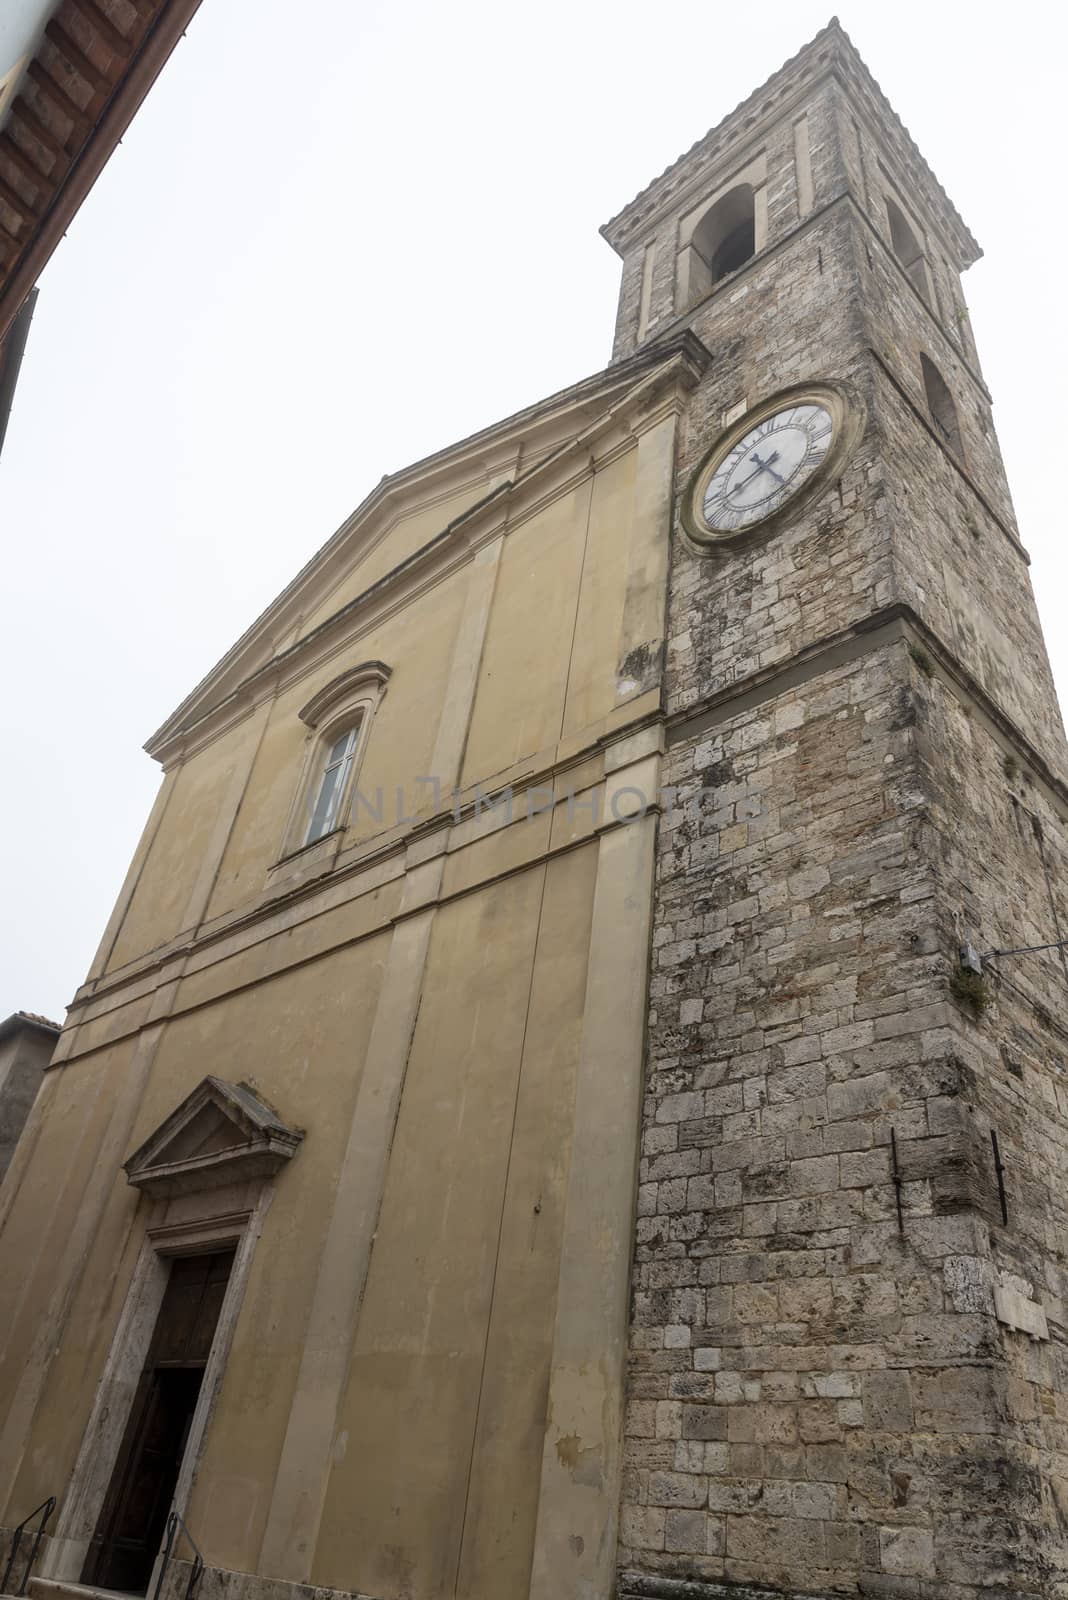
(124, 1077, 302, 1199)
(143, 333, 709, 766)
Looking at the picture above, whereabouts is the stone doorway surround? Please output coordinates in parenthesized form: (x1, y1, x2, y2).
(41, 1078, 302, 1590)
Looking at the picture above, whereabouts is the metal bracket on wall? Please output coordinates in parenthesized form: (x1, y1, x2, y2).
(990, 1128, 1009, 1226)
(890, 1127, 905, 1235)
(966, 936, 1068, 971)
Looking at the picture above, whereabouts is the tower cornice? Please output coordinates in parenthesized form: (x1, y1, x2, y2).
(600, 18, 980, 271)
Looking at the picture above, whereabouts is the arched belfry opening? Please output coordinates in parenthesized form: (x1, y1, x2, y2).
(693, 184, 756, 284)
(886, 196, 930, 298)
(921, 353, 964, 460)
(683, 183, 756, 307)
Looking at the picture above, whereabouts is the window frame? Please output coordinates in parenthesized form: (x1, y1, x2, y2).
(675, 152, 768, 314)
(304, 720, 363, 846)
(691, 183, 757, 291)
(276, 661, 391, 866)
(882, 186, 933, 305)
(919, 352, 965, 463)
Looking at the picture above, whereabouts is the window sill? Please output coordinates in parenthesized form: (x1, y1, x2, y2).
(266, 829, 345, 895)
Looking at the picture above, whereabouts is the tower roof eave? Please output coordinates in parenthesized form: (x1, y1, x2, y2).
(600, 18, 981, 271)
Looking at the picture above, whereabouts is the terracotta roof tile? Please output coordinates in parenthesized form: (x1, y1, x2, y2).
(2, 1009, 62, 1034)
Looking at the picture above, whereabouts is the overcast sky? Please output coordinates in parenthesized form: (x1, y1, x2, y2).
(1, 0, 1065, 1023)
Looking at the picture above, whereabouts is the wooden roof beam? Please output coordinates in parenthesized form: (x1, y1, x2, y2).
(0, 173, 40, 225)
(26, 61, 91, 141)
(65, 0, 135, 59)
(46, 19, 112, 98)
(0, 134, 51, 192)
(12, 99, 73, 166)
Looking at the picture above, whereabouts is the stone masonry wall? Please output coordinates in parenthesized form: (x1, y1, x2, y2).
(618, 636, 1068, 1598)
(610, 77, 843, 364)
(875, 358, 1066, 767)
(611, 34, 1068, 1598)
(911, 663, 1068, 1593)
(854, 205, 1016, 544)
(834, 101, 981, 380)
(620, 642, 943, 1594)
(666, 204, 885, 720)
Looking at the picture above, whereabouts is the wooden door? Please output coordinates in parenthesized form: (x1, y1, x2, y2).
(83, 1250, 234, 1593)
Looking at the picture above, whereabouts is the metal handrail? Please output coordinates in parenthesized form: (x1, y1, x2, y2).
(151, 1510, 204, 1600)
(1, 1495, 56, 1597)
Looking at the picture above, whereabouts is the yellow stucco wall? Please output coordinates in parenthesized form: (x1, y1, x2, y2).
(299, 485, 485, 637)
(0, 933, 389, 1527)
(561, 446, 639, 741)
(0, 376, 673, 1600)
(169, 935, 389, 1567)
(460, 449, 641, 791)
(106, 717, 263, 971)
(0, 1038, 139, 1509)
(0, 845, 600, 1599)
(202, 569, 467, 920)
(101, 441, 647, 977)
(313, 847, 597, 1600)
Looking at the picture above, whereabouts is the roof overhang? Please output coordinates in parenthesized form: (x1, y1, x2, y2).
(0, 1008, 61, 1044)
(0, 0, 206, 347)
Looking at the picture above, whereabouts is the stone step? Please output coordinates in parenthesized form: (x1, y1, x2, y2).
(28, 1579, 141, 1600)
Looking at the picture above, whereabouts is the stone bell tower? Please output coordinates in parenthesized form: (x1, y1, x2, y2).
(607, 20, 1068, 1600)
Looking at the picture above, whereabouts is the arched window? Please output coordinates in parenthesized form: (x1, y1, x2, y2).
(920, 354, 964, 461)
(283, 661, 391, 857)
(886, 197, 929, 299)
(691, 184, 756, 291)
(305, 721, 363, 843)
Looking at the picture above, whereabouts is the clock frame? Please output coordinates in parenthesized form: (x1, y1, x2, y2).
(682, 381, 864, 549)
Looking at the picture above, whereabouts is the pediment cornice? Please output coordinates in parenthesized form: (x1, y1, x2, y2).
(298, 661, 392, 729)
(145, 334, 710, 770)
(124, 1076, 302, 1200)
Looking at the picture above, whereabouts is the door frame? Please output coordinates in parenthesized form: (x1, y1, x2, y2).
(43, 1194, 271, 1587)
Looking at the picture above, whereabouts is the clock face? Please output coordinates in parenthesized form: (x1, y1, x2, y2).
(701, 402, 835, 533)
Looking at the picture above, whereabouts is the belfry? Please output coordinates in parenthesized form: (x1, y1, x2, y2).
(2, 19, 1066, 1600)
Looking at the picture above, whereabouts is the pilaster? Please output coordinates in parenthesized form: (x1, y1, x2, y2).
(529, 766, 658, 1600)
(258, 852, 445, 1580)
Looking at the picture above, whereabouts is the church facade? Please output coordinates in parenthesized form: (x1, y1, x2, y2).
(2, 19, 1067, 1600)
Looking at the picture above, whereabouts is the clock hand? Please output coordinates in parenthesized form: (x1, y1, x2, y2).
(729, 466, 764, 495)
(730, 450, 782, 495)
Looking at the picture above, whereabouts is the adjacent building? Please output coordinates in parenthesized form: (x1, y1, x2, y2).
(0, 1013, 59, 1183)
(0, 0, 205, 458)
(2, 19, 1066, 1600)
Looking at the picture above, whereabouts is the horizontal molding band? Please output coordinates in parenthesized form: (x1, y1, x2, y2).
(640, 185, 988, 405)
(666, 609, 909, 747)
(619, 1571, 840, 1600)
(669, 601, 1068, 814)
(62, 597, 1068, 1063)
(53, 738, 665, 1068)
(71, 704, 663, 1010)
